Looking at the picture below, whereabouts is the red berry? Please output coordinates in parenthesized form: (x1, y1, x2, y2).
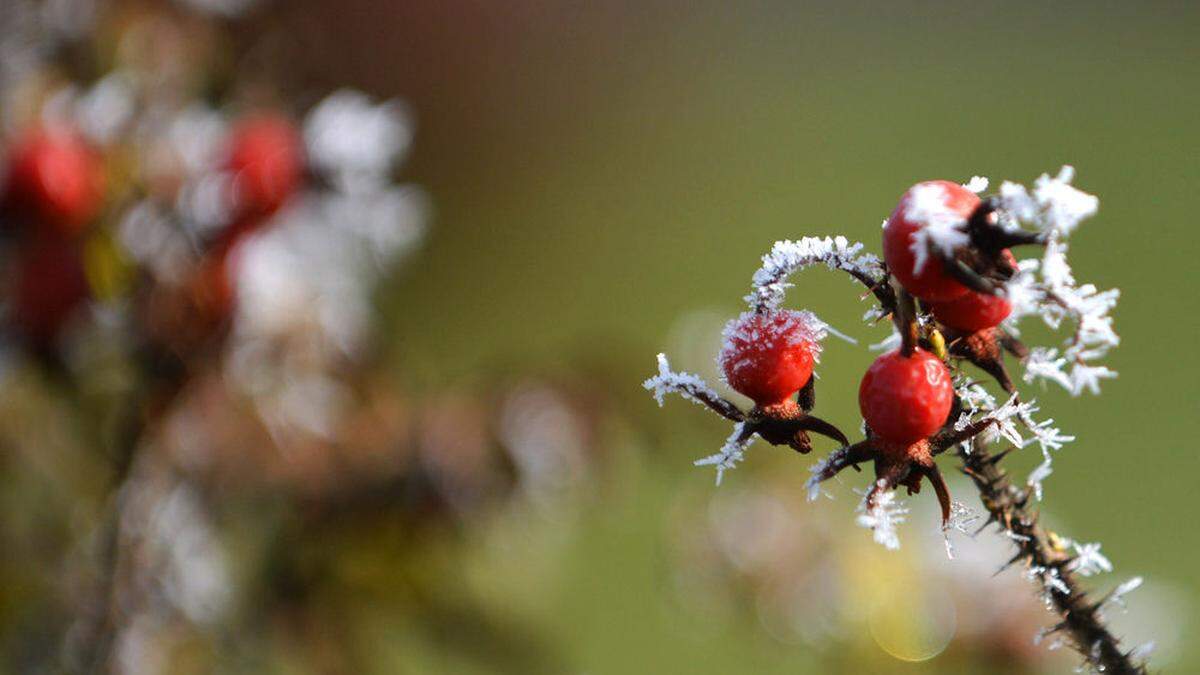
(191, 248, 238, 322)
(928, 290, 1012, 333)
(882, 180, 980, 302)
(858, 348, 953, 445)
(226, 115, 303, 222)
(10, 237, 90, 348)
(719, 310, 820, 408)
(3, 126, 105, 238)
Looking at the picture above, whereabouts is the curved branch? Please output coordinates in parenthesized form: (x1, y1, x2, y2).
(745, 236, 885, 312)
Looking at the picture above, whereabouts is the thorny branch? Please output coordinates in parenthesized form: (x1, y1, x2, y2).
(958, 436, 1148, 675)
(650, 170, 1143, 671)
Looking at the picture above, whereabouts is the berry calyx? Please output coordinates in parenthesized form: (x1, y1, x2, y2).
(226, 114, 303, 222)
(858, 348, 953, 445)
(928, 289, 1013, 333)
(883, 180, 980, 302)
(2, 126, 105, 238)
(718, 309, 821, 408)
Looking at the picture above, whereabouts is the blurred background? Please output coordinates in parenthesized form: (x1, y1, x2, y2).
(1, 0, 1197, 673)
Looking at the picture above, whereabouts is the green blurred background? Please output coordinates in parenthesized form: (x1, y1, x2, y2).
(284, 0, 1199, 672)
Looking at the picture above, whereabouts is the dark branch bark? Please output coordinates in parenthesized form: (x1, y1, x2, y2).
(692, 389, 746, 423)
(957, 438, 1147, 675)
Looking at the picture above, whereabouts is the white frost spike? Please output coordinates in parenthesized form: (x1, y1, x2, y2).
(954, 375, 998, 415)
(1034, 166, 1099, 236)
(746, 236, 883, 311)
(963, 176, 989, 193)
(1028, 455, 1054, 501)
(1033, 626, 1053, 647)
(984, 393, 1030, 448)
(942, 501, 981, 560)
(1023, 348, 1074, 391)
(1069, 542, 1113, 577)
(1002, 259, 1044, 323)
(1069, 364, 1118, 396)
(693, 423, 755, 486)
(643, 353, 723, 409)
(996, 168, 1118, 396)
(1129, 642, 1155, 662)
(856, 484, 907, 550)
(805, 448, 847, 502)
(1043, 568, 1071, 596)
(1104, 576, 1144, 610)
(1020, 407, 1075, 453)
(999, 166, 1098, 237)
(905, 182, 971, 275)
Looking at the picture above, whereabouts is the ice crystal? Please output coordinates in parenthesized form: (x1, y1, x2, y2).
(1069, 542, 1114, 577)
(805, 450, 842, 501)
(1028, 456, 1054, 501)
(856, 484, 907, 550)
(1129, 642, 1155, 662)
(942, 501, 981, 560)
(905, 181, 971, 275)
(962, 175, 989, 193)
(998, 168, 1118, 395)
(717, 309, 828, 377)
(952, 360, 1075, 502)
(693, 423, 755, 486)
(1025, 565, 1070, 598)
(746, 236, 882, 311)
(1104, 576, 1144, 611)
(644, 353, 723, 409)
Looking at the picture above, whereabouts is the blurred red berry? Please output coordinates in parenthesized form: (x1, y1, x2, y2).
(882, 180, 980, 302)
(928, 290, 1013, 333)
(3, 126, 105, 238)
(226, 114, 303, 223)
(10, 237, 90, 348)
(858, 348, 953, 445)
(192, 249, 237, 318)
(718, 310, 819, 408)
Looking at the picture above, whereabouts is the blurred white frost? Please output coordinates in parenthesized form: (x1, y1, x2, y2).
(224, 91, 428, 439)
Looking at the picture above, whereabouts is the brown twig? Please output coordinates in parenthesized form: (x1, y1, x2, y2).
(891, 281, 920, 357)
(957, 436, 1147, 674)
(70, 395, 147, 673)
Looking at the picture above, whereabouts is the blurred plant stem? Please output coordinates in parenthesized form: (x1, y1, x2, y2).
(67, 347, 192, 672)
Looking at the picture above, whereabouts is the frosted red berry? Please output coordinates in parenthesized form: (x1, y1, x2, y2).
(882, 180, 980, 302)
(718, 310, 820, 408)
(226, 114, 303, 222)
(858, 348, 953, 445)
(3, 126, 105, 238)
(928, 290, 1012, 333)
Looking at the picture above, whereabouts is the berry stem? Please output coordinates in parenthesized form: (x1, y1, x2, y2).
(957, 436, 1147, 674)
(891, 280, 920, 357)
